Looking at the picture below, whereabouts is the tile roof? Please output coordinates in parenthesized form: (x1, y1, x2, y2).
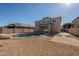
(7, 23, 34, 28)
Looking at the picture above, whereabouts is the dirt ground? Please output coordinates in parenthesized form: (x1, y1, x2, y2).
(0, 35, 79, 56)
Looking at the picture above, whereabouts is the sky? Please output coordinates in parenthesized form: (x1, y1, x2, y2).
(0, 3, 79, 26)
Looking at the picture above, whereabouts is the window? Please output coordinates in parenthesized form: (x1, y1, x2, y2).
(43, 20, 45, 24)
(52, 20, 56, 23)
(52, 20, 54, 22)
(47, 20, 49, 23)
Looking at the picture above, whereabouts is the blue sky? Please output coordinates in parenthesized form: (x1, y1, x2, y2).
(0, 3, 79, 26)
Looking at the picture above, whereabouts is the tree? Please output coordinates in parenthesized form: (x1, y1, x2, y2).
(62, 23, 73, 32)
(63, 23, 73, 29)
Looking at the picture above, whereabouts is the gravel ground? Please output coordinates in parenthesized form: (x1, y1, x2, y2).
(51, 33, 79, 47)
(0, 36, 79, 56)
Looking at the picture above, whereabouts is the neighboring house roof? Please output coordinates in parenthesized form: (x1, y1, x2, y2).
(72, 16, 79, 23)
(6, 23, 35, 28)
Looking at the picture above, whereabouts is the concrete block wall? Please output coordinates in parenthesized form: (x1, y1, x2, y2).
(68, 28, 79, 36)
(1, 28, 35, 34)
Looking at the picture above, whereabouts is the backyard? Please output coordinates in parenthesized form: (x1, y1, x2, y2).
(0, 33, 79, 56)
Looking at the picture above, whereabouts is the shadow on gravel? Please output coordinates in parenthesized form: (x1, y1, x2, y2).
(0, 45, 2, 47)
(61, 32, 79, 40)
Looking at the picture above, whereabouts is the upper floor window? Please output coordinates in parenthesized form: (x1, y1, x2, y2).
(52, 20, 56, 23)
(52, 20, 54, 22)
(43, 20, 45, 24)
(47, 20, 49, 23)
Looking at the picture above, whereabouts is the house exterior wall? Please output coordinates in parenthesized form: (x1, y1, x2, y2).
(72, 17, 79, 28)
(53, 17, 61, 32)
(68, 17, 79, 36)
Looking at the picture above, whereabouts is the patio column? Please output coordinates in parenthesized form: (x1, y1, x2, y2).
(48, 24, 52, 34)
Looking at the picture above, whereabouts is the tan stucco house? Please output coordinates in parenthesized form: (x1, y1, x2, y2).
(35, 16, 61, 34)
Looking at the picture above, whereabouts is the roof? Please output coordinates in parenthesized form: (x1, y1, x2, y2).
(42, 17, 51, 20)
(72, 16, 79, 22)
(36, 16, 61, 21)
(7, 23, 35, 28)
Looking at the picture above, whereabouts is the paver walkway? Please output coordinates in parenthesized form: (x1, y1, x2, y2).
(51, 32, 79, 47)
